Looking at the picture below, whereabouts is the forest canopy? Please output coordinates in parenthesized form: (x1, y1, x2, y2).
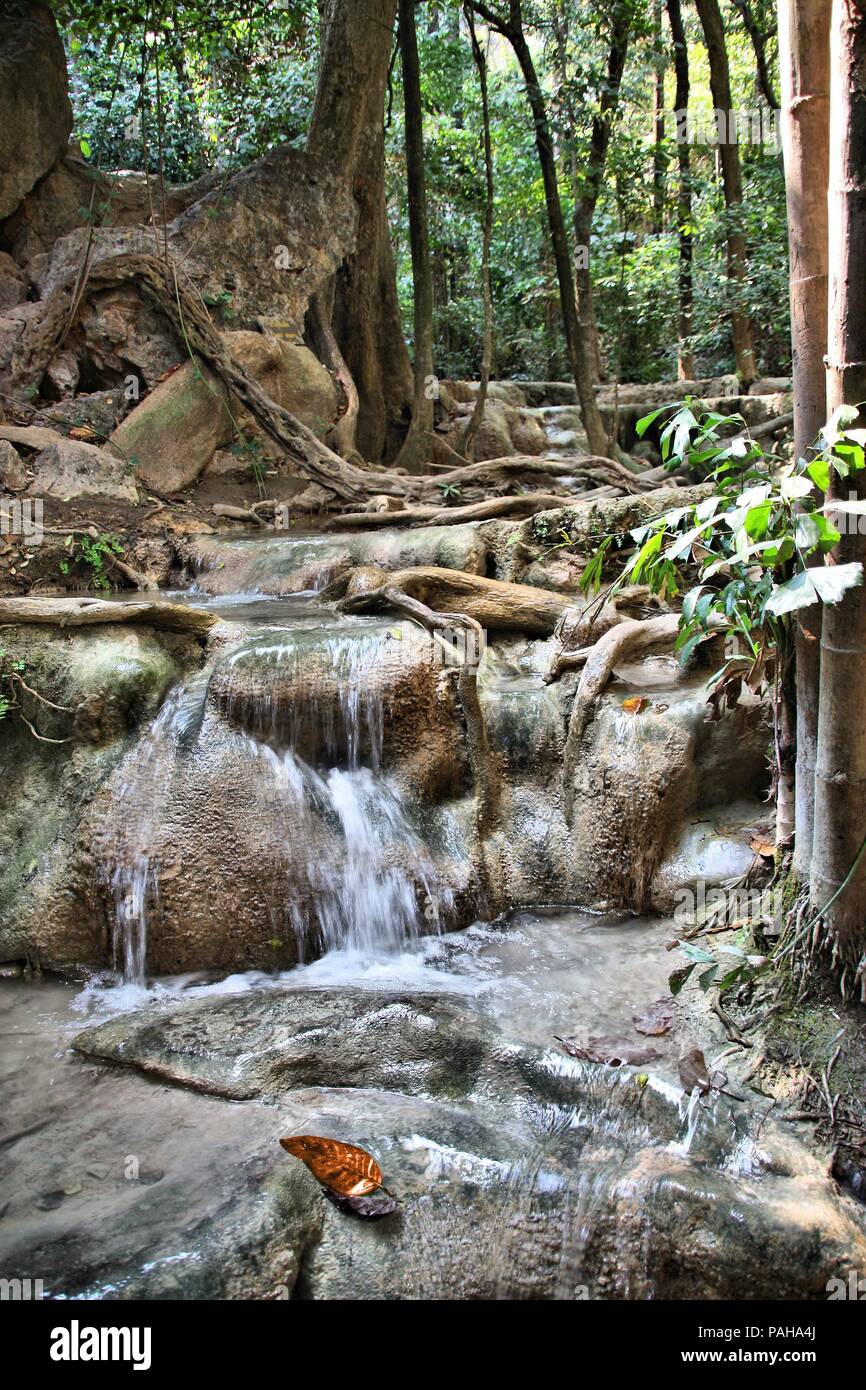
(54, 0, 787, 384)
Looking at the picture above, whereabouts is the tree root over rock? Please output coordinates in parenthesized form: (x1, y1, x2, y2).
(547, 608, 729, 818)
(321, 564, 572, 636)
(10, 251, 635, 508)
(325, 570, 499, 839)
(0, 596, 216, 636)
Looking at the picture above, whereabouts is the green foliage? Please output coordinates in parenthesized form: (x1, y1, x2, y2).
(55, 1, 788, 382)
(0, 647, 26, 724)
(59, 532, 125, 590)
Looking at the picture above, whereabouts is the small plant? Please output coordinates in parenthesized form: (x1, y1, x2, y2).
(438, 482, 462, 501)
(230, 435, 267, 485)
(59, 532, 124, 590)
(582, 402, 865, 729)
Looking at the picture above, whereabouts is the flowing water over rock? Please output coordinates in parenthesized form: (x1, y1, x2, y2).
(2, 538, 863, 1300)
(3, 908, 866, 1300)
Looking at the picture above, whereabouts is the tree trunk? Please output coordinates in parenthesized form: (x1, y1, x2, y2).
(733, 0, 780, 108)
(666, 0, 696, 379)
(307, 0, 412, 463)
(695, 0, 758, 383)
(462, 6, 495, 462)
(651, 0, 667, 235)
(394, 0, 436, 471)
(572, 3, 632, 391)
(778, 0, 831, 869)
(811, 0, 866, 997)
(472, 1, 609, 455)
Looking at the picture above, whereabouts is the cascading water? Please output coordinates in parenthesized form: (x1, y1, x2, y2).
(102, 672, 211, 985)
(101, 608, 462, 982)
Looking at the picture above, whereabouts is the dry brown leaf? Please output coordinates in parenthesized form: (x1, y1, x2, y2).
(678, 1047, 712, 1095)
(633, 997, 676, 1036)
(555, 1034, 661, 1067)
(621, 696, 649, 715)
(68, 425, 96, 441)
(750, 836, 775, 858)
(280, 1134, 384, 1197)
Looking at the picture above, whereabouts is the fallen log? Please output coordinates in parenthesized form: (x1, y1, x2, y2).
(0, 596, 216, 636)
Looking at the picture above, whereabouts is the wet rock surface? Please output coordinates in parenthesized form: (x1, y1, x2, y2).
(2, 938, 865, 1301)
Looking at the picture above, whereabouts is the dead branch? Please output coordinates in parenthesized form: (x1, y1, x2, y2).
(333, 579, 499, 837)
(329, 492, 574, 529)
(0, 596, 216, 636)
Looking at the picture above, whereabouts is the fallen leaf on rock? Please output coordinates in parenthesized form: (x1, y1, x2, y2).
(323, 1189, 398, 1220)
(750, 836, 775, 858)
(68, 425, 97, 441)
(555, 1034, 661, 1067)
(280, 1134, 384, 1198)
(633, 997, 676, 1036)
(622, 696, 649, 714)
(678, 1047, 713, 1095)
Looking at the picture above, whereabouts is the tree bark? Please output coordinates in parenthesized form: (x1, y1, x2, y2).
(778, 0, 831, 870)
(307, 0, 412, 463)
(732, 0, 780, 108)
(695, 0, 758, 382)
(666, 0, 697, 379)
(571, 3, 632, 393)
(462, 6, 495, 462)
(472, 1, 610, 457)
(811, 0, 866, 996)
(394, 0, 436, 471)
(651, 0, 667, 235)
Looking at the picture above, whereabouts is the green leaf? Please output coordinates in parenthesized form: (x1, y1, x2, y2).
(669, 963, 696, 996)
(806, 456, 831, 492)
(781, 473, 814, 500)
(635, 407, 666, 438)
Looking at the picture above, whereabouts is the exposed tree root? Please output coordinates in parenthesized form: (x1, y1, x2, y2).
(0, 596, 216, 636)
(8, 253, 372, 502)
(553, 610, 728, 817)
(326, 492, 573, 529)
(329, 576, 499, 837)
(544, 585, 662, 681)
(321, 565, 572, 636)
(558, 613, 680, 817)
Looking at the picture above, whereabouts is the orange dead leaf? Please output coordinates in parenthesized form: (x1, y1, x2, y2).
(279, 1134, 384, 1197)
(68, 425, 96, 441)
(622, 696, 648, 715)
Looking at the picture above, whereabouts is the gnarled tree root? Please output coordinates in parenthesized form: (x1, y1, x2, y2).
(332, 579, 499, 840)
(558, 613, 681, 818)
(0, 596, 216, 636)
(321, 565, 572, 636)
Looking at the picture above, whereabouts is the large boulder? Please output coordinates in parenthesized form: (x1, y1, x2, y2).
(109, 331, 337, 494)
(0, 4, 73, 220)
(26, 437, 139, 504)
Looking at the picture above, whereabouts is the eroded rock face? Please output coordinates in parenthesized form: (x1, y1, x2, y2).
(0, 5, 73, 220)
(187, 524, 489, 595)
(0, 585, 770, 974)
(0, 624, 201, 967)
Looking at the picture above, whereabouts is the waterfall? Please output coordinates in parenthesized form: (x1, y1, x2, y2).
(102, 618, 459, 982)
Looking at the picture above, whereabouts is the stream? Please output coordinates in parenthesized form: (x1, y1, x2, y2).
(2, 559, 866, 1300)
